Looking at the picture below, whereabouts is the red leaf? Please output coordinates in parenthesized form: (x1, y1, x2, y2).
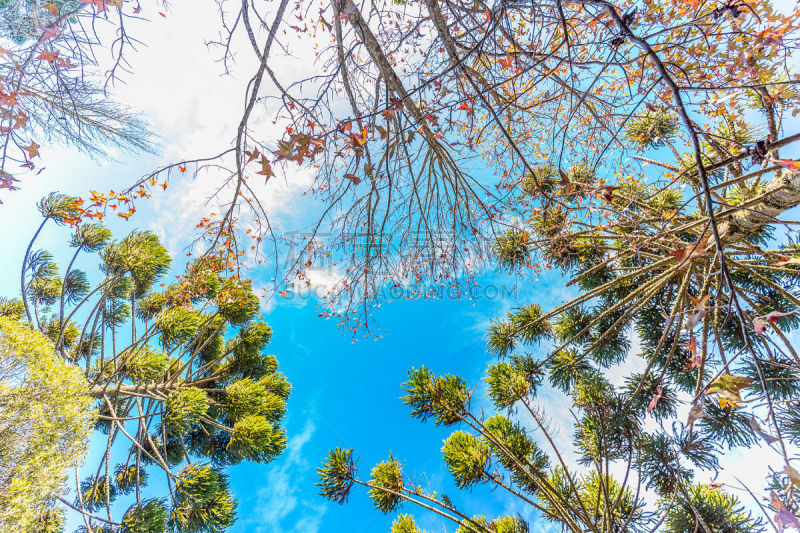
(41, 2, 59, 15)
(593, 184, 619, 202)
(669, 233, 711, 268)
(82, 0, 109, 11)
(244, 148, 259, 163)
(0, 170, 18, 190)
(773, 491, 800, 531)
(256, 155, 274, 180)
(647, 385, 663, 412)
(687, 395, 706, 425)
(765, 310, 793, 323)
(685, 309, 706, 331)
(775, 256, 800, 266)
(689, 293, 711, 312)
(683, 335, 701, 371)
(12, 112, 27, 129)
(773, 159, 800, 171)
(42, 26, 60, 40)
(36, 50, 59, 63)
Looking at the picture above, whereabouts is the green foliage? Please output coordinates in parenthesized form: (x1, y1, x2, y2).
(369, 455, 404, 513)
(215, 278, 260, 325)
(487, 305, 551, 357)
(226, 320, 275, 378)
(484, 415, 549, 489)
(0, 297, 25, 318)
(520, 164, 557, 196)
(553, 306, 592, 345)
(486, 320, 516, 356)
(623, 373, 677, 422)
(137, 291, 167, 321)
(30, 508, 64, 533)
(547, 350, 591, 392)
(391, 514, 425, 533)
(0, 317, 94, 531)
(62, 269, 91, 304)
(155, 307, 203, 348)
(625, 109, 678, 148)
(224, 377, 286, 422)
(316, 448, 356, 504)
(442, 431, 489, 488)
(664, 484, 762, 533)
(79, 475, 118, 512)
(165, 388, 209, 435)
(171, 464, 236, 533)
(4, 210, 291, 531)
(494, 229, 531, 269)
(489, 515, 528, 533)
(485, 359, 536, 409)
(455, 514, 529, 533)
(70, 223, 112, 251)
(227, 415, 287, 462)
(579, 472, 640, 527)
(101, 231, 172, 297)
(115, 464, 148, 494)
(121, 499, 169, 533)
(36, 193, 82, 223)
(402, 367, 469, 426)
(42, 316, 80, 347)
(123, 346, 170, 383)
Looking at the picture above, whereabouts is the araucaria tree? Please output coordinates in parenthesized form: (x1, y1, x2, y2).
(2, 192, 291, 532)
(313, 0, 800, 531)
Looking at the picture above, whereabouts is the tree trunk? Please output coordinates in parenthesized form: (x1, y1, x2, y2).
(90, 382, 175, 400)
(719, 170, 800, 244)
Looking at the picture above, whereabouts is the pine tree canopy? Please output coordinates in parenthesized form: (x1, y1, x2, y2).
(1, 192, 291, 532)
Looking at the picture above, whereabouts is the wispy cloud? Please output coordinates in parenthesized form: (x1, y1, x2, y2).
(243, 420, 326, 533)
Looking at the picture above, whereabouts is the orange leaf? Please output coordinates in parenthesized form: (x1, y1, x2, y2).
(244, 148, 259, 163)
(773, 159, 800, 171)
(22, 142, 40, 159)
(256, 155, 275, 180)
(36, 50, 59, 63)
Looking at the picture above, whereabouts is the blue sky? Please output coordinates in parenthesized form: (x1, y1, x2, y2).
(0, 173, 562, 532)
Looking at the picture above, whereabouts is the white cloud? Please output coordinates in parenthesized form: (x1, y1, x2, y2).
(245, 420, 327, 533)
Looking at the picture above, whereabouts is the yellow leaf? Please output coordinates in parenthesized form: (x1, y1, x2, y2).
(785, 464, 800, 489)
